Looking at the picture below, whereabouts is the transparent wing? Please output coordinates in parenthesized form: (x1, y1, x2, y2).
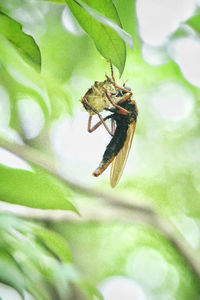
(110, 121, 136, 188)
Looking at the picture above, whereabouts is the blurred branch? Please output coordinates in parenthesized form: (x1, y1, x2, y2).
(0, 137, 200, 282)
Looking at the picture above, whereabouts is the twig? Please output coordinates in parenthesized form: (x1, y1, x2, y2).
(0, 137, 153, 214)
(0, 137, 200, 282)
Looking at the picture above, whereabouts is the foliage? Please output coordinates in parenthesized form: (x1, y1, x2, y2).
(0, 11, 41, 70)
(0, 163, 77, 211)
(0, 213, 102, 299)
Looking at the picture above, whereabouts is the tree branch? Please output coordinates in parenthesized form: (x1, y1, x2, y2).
(0, 137, 200, 282)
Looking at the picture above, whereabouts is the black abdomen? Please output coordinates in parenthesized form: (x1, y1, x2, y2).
(102, 122, 128, 163)
(92, 100, 138, 177)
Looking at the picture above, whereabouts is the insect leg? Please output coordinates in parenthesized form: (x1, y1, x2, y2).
(116, 84, 133, 94)
(118, 93, 132, 105)
(105, 91, 129, 116)
(82, 98, 113, 136)
(104, 81, 133, 105)
(88, 115, 113, 135)
(107, 61, 133, 97)
(109, 61, 116, 87)
(105, 72, 133, 105)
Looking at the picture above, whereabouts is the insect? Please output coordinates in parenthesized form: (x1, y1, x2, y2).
(81, 78, 116, 115)
(81, 75, 118, 136)
(81, 62, 138, 187)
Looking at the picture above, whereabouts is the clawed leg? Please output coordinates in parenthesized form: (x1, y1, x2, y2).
(105, 91, 129, 116)
(88, 115, 113, 136)
(106, 60, 116, 88)
(107, 61, 133, 105)
(118, 93, 132, 104)
(82, 98, 113, 136)
(109, 61, 116, 87)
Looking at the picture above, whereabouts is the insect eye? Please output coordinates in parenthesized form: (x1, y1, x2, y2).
(116, 89, 122, 97)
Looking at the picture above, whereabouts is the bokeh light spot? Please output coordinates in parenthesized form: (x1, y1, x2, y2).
(99, 276, 147, 300)
(0, 147, 32, 171)
(18, 98, 45, 139)
(172, 214, 200, 249)
(126, 247, 168, 289)
(151, 82, 194, 121)
(142, 44, 170, 66)
(51, 110, 111, 184)
(169, 37, 200, 87)
(0, 86, 10, 128)
(137, 0, 195, 46)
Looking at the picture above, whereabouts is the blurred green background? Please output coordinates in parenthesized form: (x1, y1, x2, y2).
(0, 0, 200, 299)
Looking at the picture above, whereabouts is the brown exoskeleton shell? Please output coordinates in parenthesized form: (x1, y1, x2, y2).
(80, 78, 116, 115)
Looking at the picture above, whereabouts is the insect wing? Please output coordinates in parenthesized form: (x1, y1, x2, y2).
(110, 121, 136, 188)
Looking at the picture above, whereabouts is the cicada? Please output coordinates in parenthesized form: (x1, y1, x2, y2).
(81, 63, 138, 187)
(81, 75, 118, 136)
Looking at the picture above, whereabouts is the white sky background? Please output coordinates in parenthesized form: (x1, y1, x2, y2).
(0, 0, 200, 298)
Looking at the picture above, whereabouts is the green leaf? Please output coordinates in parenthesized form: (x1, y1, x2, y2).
(114, 0, 140, 48)
(0, 249, 25, 299)
(0, 1, 24, 15)
(37, 0, 66, 3)
(33, 226, 73, 263)
(0, 164, 78, 213)
(78, 280, 104, 300)
(170, 26, 192, 40)
(0, 11, 41, 70)
(26, 284, 50, 300)
(186, 14, 200, 34)
(0, 40, 72, 131)
(0, 214, 27, 232)
(74, 0, 133, 50)
(66, 0, 128, 76)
